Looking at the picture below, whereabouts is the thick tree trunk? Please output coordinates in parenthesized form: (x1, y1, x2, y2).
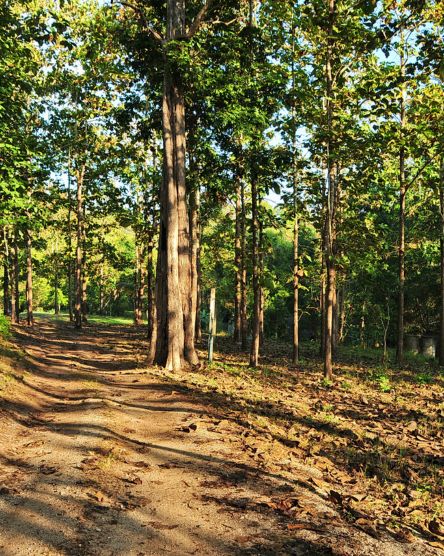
(439, 157, 444, 365)
(25, 228, 33, 326)
(74, 165, 85, 329)
(151, 0, 198, 370)
(249, 177, 260, 367)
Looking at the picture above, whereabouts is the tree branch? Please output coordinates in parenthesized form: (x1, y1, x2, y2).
(405, 146, 442, 192)
(186, 0, 214, 38)
(117, 0, 164, 43)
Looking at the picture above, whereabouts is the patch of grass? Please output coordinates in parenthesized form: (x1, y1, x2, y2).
(0, 315, 10, 339)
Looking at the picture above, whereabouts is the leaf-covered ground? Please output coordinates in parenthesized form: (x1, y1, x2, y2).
(0, 319, 443, 555)
(156, 337, 444, 552)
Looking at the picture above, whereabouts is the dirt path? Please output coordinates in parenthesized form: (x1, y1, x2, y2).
(0, 320, 440, 555)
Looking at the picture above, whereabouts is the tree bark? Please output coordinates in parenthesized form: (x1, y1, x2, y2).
(249, 176, 260, 367)
(240, 180, 248, 350)
(67, 152, 74, 322)
(2, 227, 11, 317)
(323, 0, 336, 380)
(12, 229, 19, 323)
(189, 183, 200, 349)
(396, 37, 406, 364)
(54, 257, 60, 315)
(25, 227, 33, 326)
(150, 0, 198, 370)
(74, 165, 85, 329)
(81, 205, 88, 324)
(439, 157, 444, 365)
(234, 178, 242, 344)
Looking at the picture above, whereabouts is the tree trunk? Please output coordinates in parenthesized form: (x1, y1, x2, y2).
(323, 0, 336, 380)
(240, 180, 248, 350)
(99, 261, 105, 315)
(338, 284, 346, 343)
(189, 183, 200, 351)
(439, 157, 444, 365)
(12, 230, 19, 323)
(396, 31, 406, 365)
(2, 228, 10, 317)
(25, 227, 33, 326)
(81, 205, 88, 324)
(67, 153, 74, 322)
(54, 258, 60, 314)
(291, 12, 299, 365)
(332, 284, 338, 354)
(150, 0, 198, 370)
(134, 243, 143, 325)
(249, 176, 260, 367)
(74, 165, 85, 329)
(234, 178, 242, 343)
(147, 238, 154, 342)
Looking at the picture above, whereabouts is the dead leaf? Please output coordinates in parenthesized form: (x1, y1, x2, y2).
(355, 518, 380, 539)
(147, 521, 178, 530)
(429, 520, 444, 539)
(177, 423, 197, 433)
(287, 523, 326, 532)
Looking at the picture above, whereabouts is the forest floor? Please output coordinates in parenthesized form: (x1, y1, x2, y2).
(0, 318, 443, 556)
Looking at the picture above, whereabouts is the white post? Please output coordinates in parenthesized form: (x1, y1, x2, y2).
(208, 288, 216, 363)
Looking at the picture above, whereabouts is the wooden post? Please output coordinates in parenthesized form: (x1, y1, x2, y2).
(208, 288, 216, 363)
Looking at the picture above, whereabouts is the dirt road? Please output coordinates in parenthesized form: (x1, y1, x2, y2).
(0, 320, 439, 555)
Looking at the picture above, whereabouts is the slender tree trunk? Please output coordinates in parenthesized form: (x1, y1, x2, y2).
(151, 0, 198, 370)
(291, 11, 299, 364)
(360, 301, 366, 348)
(3, 228, 10, 317)
(320, 262, 325, 355)
(54, 259, 60, 315)
(323, 0, 336, 380)
(147, 238, 154, 342)
(240, 181, 248, 350)
(234, 178, 242, 343)
(81, 205, 88, 324)
(67, 153, 74, 322)
(332, 285, 338, 354)
(74, 165, 85, 329)
(249, 176, 260, 367)
(439, 157, 444, 365)
(396, 30, 406, 365)
(338, 284, 346, 343)
(12, 230, 19, 323)
(99, 261, 105, 315)
(25, 227, 33, 326)
(189, 184, 200, 351)
(134, 243, 142, 325)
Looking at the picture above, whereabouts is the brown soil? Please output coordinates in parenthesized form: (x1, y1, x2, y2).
(0, 319, 440, 555)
